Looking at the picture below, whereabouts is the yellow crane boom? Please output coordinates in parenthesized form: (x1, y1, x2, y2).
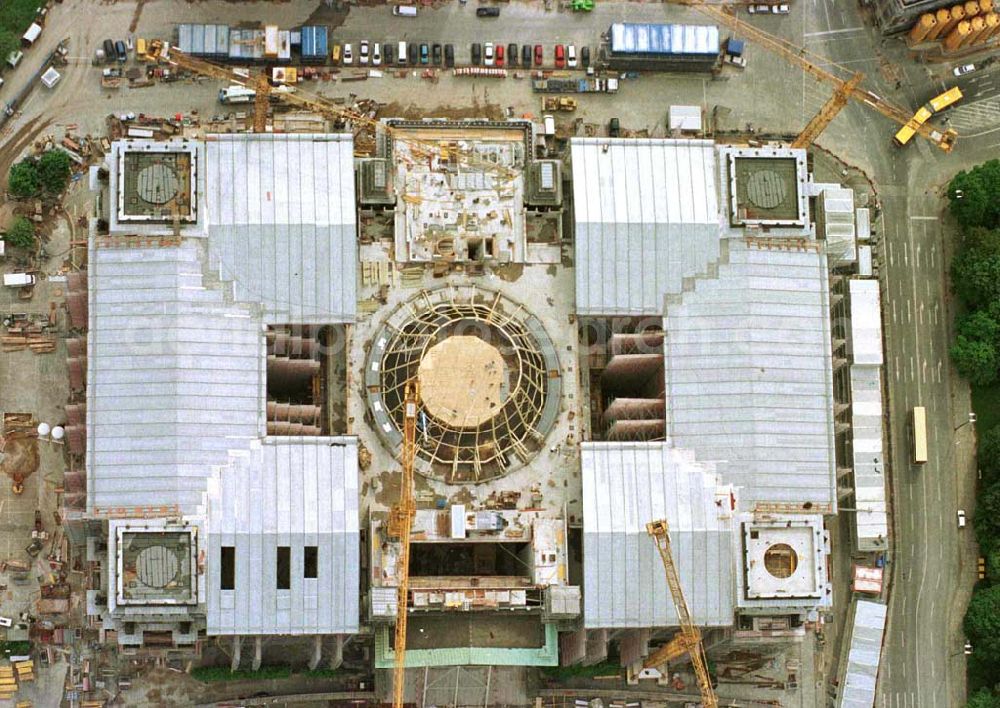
(685, 2, 957, 151)
(645, 519, 717, 708)
(388, 381, 420, 708)
(150, 45, 518, 180)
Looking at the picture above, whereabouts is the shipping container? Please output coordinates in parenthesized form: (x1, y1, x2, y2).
(299, 26, 328, 62)
(609, 22, 719, 56)
(176, 24, 229, 58)
(264, 25, 279, 57)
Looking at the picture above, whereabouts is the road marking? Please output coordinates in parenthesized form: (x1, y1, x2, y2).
(892, 299, 898, 323)
(895, 356, 900, 381)
(903, 241, 910, 266)
(918, 302, 924, 325)
(910, 215, 936, 220)
(889, 240, 895, 266)
(922, 361, 927, 384)
(803, 25, 865, 37)
(933, 302, 939, 325)
(910, 356, 915, 380)
(931, 244, 937, 268)
(906, 299, 912, 323)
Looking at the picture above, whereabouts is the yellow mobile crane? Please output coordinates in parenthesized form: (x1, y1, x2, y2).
(682, 2, 958, 151)
(644, 519, 718, 708)
(388, 381, 420, 708)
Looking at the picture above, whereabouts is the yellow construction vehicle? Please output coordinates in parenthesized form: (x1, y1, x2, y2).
(388, 380, 420, 708)
(644, 519, 717, 708)
(686, 2, 958, 151)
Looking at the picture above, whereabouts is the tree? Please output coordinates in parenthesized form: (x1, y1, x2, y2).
(951, 231, 1000, 308)
(949, 160, 1000, 230)
(0, 30, 18, 67)
(38, 149, 71, 194)
(959, 310, 1000, 347)
(7, 159, 40, 198)
(965, 584, 1000, 664)
(974, 483, 1000, 547)
(951, 335, 999, 387)
(968, 687, 1000, 708)
(979, 426, 1000, 486)
(5, 217, 35, 250)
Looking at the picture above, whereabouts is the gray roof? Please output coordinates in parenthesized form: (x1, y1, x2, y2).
(851, 365, 887, 550)
(571, 138, 721, 316)
(663, 242, 837, 508)
(837, 600, 887, 708)
(204, 134, 357, 324)
(205, 438, 360, 635)
(581, 442, 735, 629)
(86, 242, 264, 514)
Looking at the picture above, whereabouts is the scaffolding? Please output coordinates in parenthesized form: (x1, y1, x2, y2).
(373, 289, 559, 483)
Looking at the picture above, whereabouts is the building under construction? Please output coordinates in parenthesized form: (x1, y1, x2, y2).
(68, 123, 881, 695)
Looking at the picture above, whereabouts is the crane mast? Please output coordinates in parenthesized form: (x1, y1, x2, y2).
(645, 519, 718, 708)
(388, 381, 420, 708)
(683, 2, 957, 151)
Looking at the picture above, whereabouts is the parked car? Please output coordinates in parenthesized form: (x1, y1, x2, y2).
(408, 42, 418, 64)
(115, 40, 127, 62)
(343, 43, 353, 64)
(102, 39, 115, 64)
(958, 509, 967, 528)
(476, 6, 500, 16)
(609, 117, 620, 137)
(420, 43, 429, 64)
(495, 44, 504, 67)
(359, 40, 370, 65)
(397, 41, 407, 65)
(534, 44, 543, 66)
(953, 63, 976, 76)
(484, 41, 495, 66)
(747, 4, 771, 13)
(567, 44, 577, 68)
(432, 43, 442, 65)
(384, 43, 394, 65)
(445, 43, 455, 67)
(554, 44, 565, 68)
(372, 42, 382, 66)
(581, 45, 590, 68)
(471, 42, 482, 65)
(965, 640, 974, 655)
(331, 44, 342, 64)
(522, 44, 532, 66)
(508, 43, 517, 67)
(771, 3, 790, 13)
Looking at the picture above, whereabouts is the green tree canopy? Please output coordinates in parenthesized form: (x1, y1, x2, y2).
(38, 149, 71, 194)
(7, 159, 39, 198)
(949, 160, 1000, 230)
(978, 426, 1000, 486)
(952, 335, 999, 387)
(965, 584, 1000, 664)
(0, 29, 18, 65)
(5, 216, 35, 249)
(959, 310, 1000, 346)
(974, 483, 1000, 546)
(968, 687, 1000, 708)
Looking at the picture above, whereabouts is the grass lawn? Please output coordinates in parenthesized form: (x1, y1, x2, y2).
(972, 383, 1000, 434)
(0, 0, 42, 39)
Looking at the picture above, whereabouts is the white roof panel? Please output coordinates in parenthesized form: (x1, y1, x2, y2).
(582, 442, 734, 629)
(663, 243, 837, 508)
(837, 600, 887, 708)
(849, 279, 883, 366)
(571, 138, 721, 315)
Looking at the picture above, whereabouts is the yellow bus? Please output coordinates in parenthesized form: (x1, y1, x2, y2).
(928, 86, 963, 112)
(911, 406, 928, 465)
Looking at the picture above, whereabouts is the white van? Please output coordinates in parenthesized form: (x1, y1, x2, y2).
(4, 273, 36, 287)
(397, 41, 407, 64)
(393, 5, 417, 16)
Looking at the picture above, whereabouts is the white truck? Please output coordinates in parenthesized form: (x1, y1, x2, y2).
(218, 85, 255, 104)
(3, 273, 36, 287)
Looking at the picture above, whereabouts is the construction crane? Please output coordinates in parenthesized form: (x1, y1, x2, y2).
(149, 45, 519, 181)
(644, 519, 718, 708)
(683, 2, 958, 151)
(388, 380, 420, 708)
